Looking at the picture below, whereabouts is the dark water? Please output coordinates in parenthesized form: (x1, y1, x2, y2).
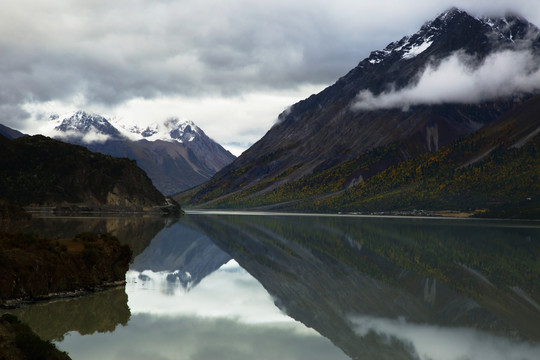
(4, 213, 540, 360)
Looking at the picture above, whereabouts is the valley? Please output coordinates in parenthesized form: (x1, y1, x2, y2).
(0, 6, 539, 360)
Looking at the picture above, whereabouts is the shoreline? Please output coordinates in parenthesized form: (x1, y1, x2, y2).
(184, 209, 540, 222)
(24, 204, 183, 216)
(0, 281, 126, 309)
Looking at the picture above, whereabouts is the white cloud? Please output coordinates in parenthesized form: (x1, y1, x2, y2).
(56, 255, 351, 359)
(350, 315, 540, 360)
(126, 260, 293, 324)
(50, 129, 112, 144)
(22, 85, 324, 155)
(58, 313, 349, 360)
(352, 49, 540, 111)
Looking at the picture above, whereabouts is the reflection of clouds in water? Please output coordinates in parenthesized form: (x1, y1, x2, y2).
(57, 259, 351, 359)
(126, 260, 293, 324)
(350, 315, 540, 360)
(57, 314, 350, 360)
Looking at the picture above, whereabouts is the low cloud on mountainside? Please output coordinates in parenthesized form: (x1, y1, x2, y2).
(352, 49, 540, 111)
(52, 130, 112, 144)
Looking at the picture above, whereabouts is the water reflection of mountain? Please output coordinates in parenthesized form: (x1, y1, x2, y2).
(130, 221, 231, 290)
(186, 214, 540, 360)
(3, 287, 129, 342)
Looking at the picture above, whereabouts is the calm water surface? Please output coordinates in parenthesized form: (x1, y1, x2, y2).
(4, 213, 540, 360)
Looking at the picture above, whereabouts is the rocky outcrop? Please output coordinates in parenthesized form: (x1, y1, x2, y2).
(0, 232, 132, 308)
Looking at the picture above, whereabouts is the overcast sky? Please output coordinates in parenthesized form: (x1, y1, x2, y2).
(2, 0, 540, 155)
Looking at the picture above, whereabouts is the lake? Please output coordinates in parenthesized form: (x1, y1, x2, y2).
(3, 212, 540, 360)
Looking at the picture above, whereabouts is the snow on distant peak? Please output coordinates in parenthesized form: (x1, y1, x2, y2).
(122, 117, 202, 143)
(50, 110, 123, 143)
(43, 110, 205, 144)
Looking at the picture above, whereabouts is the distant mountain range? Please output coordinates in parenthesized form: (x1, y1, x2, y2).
(46, 111, 235, 195)
(179, 8, 540, 218)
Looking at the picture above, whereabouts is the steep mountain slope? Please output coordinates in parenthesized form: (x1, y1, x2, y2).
(0, 124, 25, 140)
(292, 95, 540, 217)
(180, 8, 540, 214)
(49, 111, 235, 194)
(0, 134, 180, 213)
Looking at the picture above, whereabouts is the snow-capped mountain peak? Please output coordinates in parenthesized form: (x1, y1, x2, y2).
(51, 110, 123, 143)
(363, 7, 540, 68)
(55, 111, 116, 134)
(124, 118, 203, 143)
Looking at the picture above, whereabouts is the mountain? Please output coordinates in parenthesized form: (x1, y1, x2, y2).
(49, 111, 235, 195)
(179, 8, 540, 216)
(0, 134, 181, 213)
(0, 124, 25, 139)
(53, 111, 123, 140)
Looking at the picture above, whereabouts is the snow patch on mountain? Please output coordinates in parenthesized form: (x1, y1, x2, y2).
(402, 38, 434, 59)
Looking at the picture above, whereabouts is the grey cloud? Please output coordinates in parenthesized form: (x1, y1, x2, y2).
(1, 0, 540, 130)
